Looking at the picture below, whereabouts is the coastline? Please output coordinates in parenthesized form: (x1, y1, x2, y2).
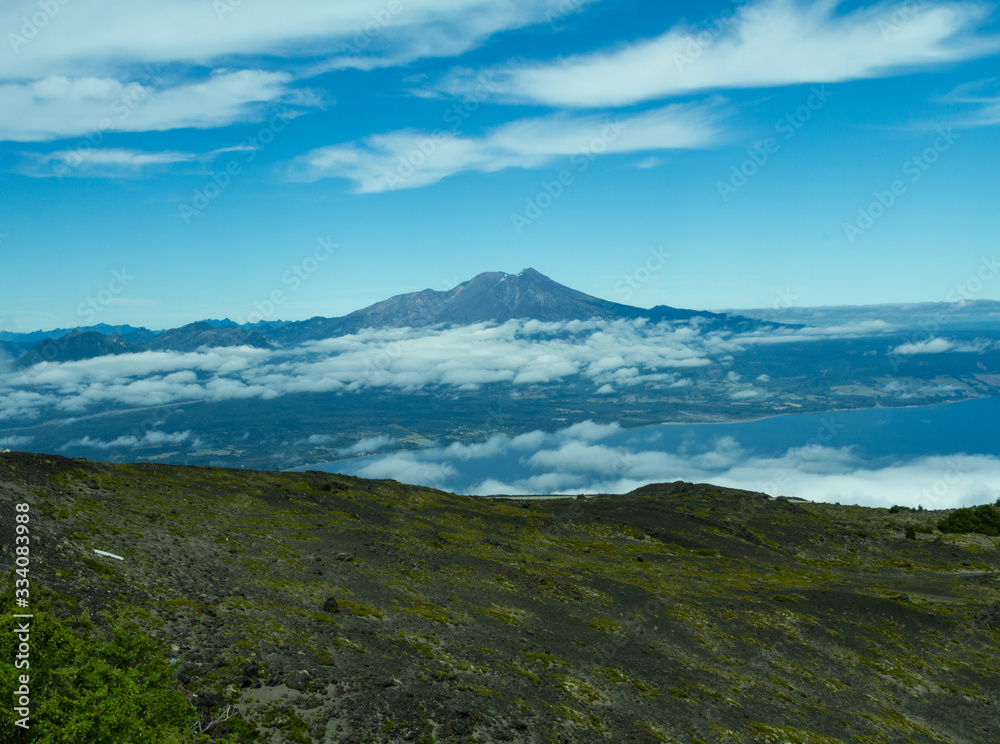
(288, 395, 998, 476)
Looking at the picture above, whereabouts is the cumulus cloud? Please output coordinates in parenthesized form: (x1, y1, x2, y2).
(0, 1, 597, 79)
(436, 0, 997, 107)
(18, 148, 201, 178)
(0, 71, 310, 142)
(352, 453, 457, 487)
(287, 102, 724, 191)
(0, 435, 35, 448)
(891, 337, 996, 354)
(338, 435, 397, 456)
(330, 419, 1000, 509)
(300, 434, 337, 445)
(66, 430, 192, 450)
(0, 315, 924, 423)
(737, 319, 896, 345)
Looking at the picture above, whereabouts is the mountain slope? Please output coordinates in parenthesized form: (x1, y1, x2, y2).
(274, 267, 759, 344)
(9, 269, 777, 366)
(142, 322, 274, 353)
(2, 452, 998, 743)
(13, 330, 142, 368)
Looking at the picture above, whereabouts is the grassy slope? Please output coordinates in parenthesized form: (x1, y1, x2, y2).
(1, 451, 998, 744)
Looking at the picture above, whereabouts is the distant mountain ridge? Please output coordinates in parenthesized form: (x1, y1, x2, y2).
(6, 268, 778, 366)
(272, 268, 770, 344)
(13, 330, 142, 368)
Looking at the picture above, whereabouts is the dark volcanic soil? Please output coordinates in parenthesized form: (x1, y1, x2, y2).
(2, 451, 999, 743)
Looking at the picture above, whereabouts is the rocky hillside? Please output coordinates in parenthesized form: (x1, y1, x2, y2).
(1, 452, 999, 743)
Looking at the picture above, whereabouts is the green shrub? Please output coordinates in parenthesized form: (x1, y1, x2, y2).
(0, 578, 249, 743)
(904, 525, 917, 540)
(937, 505, 1000, 537)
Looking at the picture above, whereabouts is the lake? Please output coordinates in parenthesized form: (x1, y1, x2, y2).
(296, 397, 1000, 508)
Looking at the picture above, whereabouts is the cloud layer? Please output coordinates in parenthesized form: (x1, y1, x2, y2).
(0, 71, 307, 142)
(288, 102, 724, 191)
(437, 0, 996, 107)
(0, 316, 908, 422)
(0, 0, 591, 79)
(340, 419, 1000, 509)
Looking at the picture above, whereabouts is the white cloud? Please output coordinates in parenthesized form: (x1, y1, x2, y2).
(557, 420, 621, 442)
(0, 71, 305, 142)
(338, 435, 397, 456)
(18, 148, 200, 178)
(0, 315, 910, 422)
(891, 336, 995, 354)
(939, 77, 1000, 127)
(437, 0, 997, 107)
(353, 452, 457, 486)
(632, 156, 665, 169)
(66, 430, 191, 450)
(335, 419, 1000, 509)
(287, 102, 724, 191)
(0, 435, 34, 448)
(893, 337, 956, 354)
(0, 1, 597, 79)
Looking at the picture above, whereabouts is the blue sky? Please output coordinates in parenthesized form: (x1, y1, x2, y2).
(1, 0, 999, 333)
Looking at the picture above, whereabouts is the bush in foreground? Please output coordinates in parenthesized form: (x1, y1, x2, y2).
(1, 578, 254, 743)
(937, 505, 1000, 537)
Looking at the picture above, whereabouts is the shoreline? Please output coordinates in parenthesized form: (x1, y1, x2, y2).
(288, 395, 997, 475)
(652, 394, 991, 428)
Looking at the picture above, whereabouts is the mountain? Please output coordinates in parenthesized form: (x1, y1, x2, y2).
(142, 322, 274, 353)
(119, 327, 162, 346)
(0, 323, 147, 344)
(0, 340, 34, 361)
(9, 269, 779, 366)
(13, 330, 142, 368)
(3, 451, 997, 743)
(274, 267, 770, 344)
